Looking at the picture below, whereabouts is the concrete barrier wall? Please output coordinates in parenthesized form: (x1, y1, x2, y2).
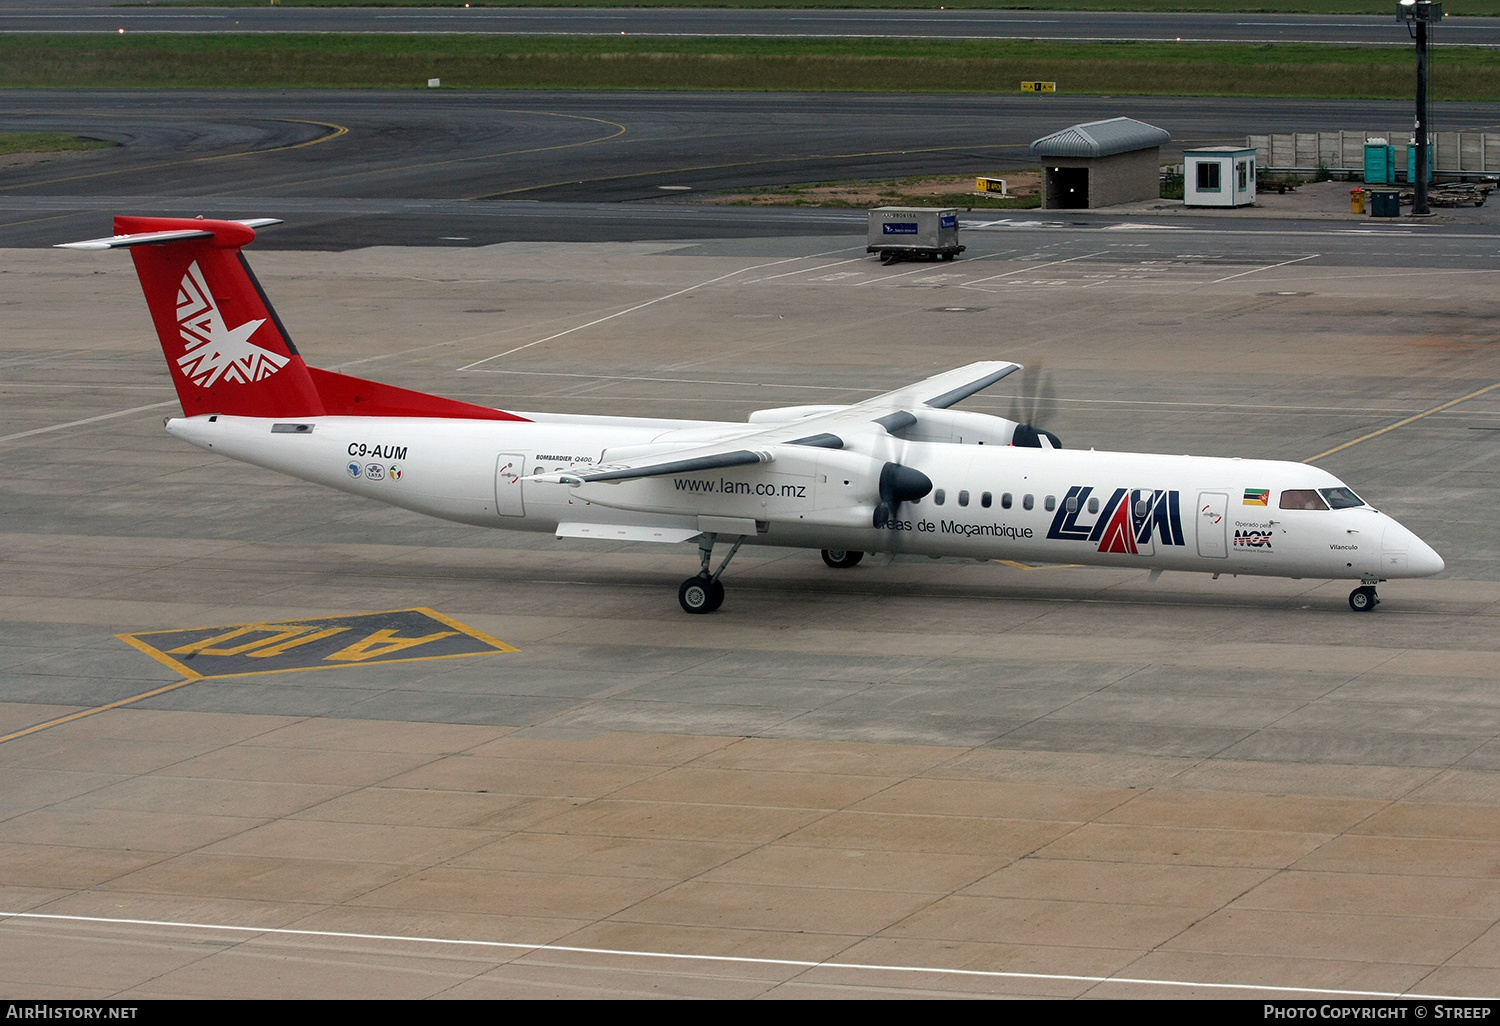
(1248, 131, 1500, 174)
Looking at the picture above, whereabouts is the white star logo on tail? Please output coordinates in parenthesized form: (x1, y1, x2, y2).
(175, 261, 288, 387)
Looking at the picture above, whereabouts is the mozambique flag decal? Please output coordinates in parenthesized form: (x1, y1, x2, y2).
(1243, 488, 1270, 506)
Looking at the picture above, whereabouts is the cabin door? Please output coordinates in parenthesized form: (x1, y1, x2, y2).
(495, 453, 527, 517)
(1196, 491, 1229, 558)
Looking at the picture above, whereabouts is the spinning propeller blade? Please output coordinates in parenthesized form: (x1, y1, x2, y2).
(1007, 363, 1062, 449)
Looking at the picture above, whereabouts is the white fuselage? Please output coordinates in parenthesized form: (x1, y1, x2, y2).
(166, 410, 1443, 583)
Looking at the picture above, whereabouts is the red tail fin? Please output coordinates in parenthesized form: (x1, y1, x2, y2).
(110, 216, 326, 418)
(62, 216, 528, 423)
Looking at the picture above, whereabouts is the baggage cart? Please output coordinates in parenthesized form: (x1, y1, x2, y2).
(867, 207, 964, 263)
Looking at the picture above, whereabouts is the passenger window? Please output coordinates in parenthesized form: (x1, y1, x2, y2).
(1023, 494, 1034, 511)
(1065, 495, 1078, 513)
(981, 492, 992, 508)
(1001, 492, 1012, 509)
(958, 490, 969, 507)
(1279, 489, 1328, 511)
(1320, 487, 1364, 509)
(1044, 495, 1056, 512)
(1088, 497, 1099, 514)
(1134, 499, 1148, 518)
(934, 489, 946, 506)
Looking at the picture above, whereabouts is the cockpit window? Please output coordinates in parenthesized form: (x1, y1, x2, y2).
(1319, 487, 1364, 509)
(1279, 489, 1328, 511)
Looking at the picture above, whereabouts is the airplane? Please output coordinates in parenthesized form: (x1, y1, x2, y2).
(61, 215, 1444, 614)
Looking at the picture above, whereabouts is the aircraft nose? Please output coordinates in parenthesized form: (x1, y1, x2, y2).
(1382, 518, 1444, 577)
(1408, 536, 1445, 577)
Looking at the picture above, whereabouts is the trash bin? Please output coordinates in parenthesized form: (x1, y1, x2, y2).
(1368, 189, 1401, 218)
(1350, 188, 1366, 214)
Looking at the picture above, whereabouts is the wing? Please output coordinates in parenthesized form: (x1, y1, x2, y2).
(536, 361, 1021, 485)
(728, 360, 1022, 446)
(550, 447, 772, 485)
(846, 361, 1021, 412)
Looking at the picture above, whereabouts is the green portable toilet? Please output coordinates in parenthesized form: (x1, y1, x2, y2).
(1407, 143, 1434, 184)
(1364, 141, 1395, 184)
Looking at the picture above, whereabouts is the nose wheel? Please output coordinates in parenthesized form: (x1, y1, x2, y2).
(821, 549, 864, 569)
(1349, 585, 1380, 612)
(678, 532, 744, 614)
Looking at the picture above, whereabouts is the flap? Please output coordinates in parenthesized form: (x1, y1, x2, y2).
(555, 522, 702, 544)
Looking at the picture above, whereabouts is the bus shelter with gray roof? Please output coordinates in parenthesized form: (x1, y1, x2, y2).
(1031, 117, 1171, 209)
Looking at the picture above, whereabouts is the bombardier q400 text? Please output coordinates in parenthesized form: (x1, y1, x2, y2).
(63, 217, 1444, 614)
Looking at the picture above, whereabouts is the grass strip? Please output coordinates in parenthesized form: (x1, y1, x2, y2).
(2, 35, 1496, 99)
(160, 1, 1500, 15)
(816, 191, 1041, 209)
(730, 190, 1042, 209)
(0, 132, 116, 156)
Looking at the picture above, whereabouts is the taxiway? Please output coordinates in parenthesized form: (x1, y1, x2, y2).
(2, 216, 1499, 996)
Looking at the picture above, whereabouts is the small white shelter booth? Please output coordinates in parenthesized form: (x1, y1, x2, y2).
(1185, 146, 1256, 207)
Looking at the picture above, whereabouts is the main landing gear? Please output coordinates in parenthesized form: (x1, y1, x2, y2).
(821, 549, 864, 569)
(679, 533, 745, 614)
(1349, 584, 1381, 612)
(679, 576, 724, 614)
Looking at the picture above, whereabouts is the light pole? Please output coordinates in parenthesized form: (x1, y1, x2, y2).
(1398, 0, 1441, 215)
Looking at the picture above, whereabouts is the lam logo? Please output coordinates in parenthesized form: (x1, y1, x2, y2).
(1046, 485, 1186, 554)
(175, 260, 289, 387)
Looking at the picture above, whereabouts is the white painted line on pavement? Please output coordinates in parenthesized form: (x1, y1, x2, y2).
(0, 910, 1479, 1000)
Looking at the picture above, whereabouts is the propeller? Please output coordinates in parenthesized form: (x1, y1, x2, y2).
(1007, 363, 1062, 449)
(873, 461, 932, 529)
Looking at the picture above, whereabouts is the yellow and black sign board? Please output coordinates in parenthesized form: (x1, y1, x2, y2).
(118, 607, 517, 681)
(1021, 81, 1057, 93)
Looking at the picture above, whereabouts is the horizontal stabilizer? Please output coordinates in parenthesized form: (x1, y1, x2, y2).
(58, 229, 213, 251)
(56, 219, 283, 251)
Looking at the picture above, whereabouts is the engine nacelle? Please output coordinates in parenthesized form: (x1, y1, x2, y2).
(886, 408, 1020, 446)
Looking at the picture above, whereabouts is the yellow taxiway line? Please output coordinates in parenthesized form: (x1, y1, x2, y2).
(1304, 381, 1500, 464)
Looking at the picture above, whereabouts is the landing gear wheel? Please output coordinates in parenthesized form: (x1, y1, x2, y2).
(1349, 585, 1380, 612)
(821, 549, 864, 569)
(679, 575, 725, 614)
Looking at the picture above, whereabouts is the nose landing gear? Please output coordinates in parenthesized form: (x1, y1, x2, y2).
(1349, 584, 1380, 612)
(678, 532, 744, 614)
(821, 549, 864, 569)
